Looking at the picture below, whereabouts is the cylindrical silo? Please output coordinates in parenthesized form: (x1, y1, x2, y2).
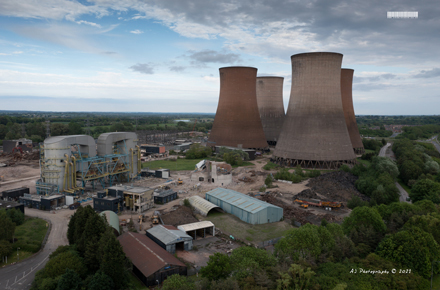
(208, 66, 268, 149)
(273, 52, 356, 168)
(341, 69, 365, 155)
(256, 77, 285, 146)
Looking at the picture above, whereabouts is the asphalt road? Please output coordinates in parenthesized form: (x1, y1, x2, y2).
(379, 143, 410, 203)
(0, 209, 73, 290)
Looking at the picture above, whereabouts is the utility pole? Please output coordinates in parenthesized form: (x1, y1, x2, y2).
(21, 122, 26, 138)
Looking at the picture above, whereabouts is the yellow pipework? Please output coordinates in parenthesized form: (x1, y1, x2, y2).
(71, 156, 82, 190)
(70, 162, 74, 191)
(136, 145, 141, 174)
(63, 154, 69, 192)
(130, 148, 134, 177)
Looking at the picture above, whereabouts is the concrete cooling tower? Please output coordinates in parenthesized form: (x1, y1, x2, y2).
(341, 68, 365, 155)
(256, 77, 285, 146)
(208, 66, 268, 149)
(273, 52, 356, 168)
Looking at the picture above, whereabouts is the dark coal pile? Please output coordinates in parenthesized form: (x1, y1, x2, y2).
(296, 171, 369, 202)
(160, 205, 198, 227)
(260, 193, 310, 225)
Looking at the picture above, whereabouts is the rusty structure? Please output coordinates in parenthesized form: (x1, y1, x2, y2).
(208, 66, 268, 149)
(341, 68, 365, 155)
(256, 77, 285, 146)
(273, 52, 356, 168)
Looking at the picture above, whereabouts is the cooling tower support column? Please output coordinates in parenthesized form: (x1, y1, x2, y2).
(256, 77, 285, 146)
(208, 66, 268, 149)
(273, 52, 356, 169)
(341, 69, 365, 155)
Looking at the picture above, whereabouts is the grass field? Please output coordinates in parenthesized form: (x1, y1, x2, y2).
(142, 158, 255, 171)
(0, 217, 48, 267)
(357, 157, 371, 167)
(202, 212, 292, 243)
(142, 158, 205, 170)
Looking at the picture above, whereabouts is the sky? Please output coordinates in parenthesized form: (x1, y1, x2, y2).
(0, 0, 439, 114)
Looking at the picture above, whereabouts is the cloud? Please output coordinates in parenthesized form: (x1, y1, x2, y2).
(188, 49, 241, 65)
(129, 63, 155, 74)
(414, 68, 440, 78)
(169, 66, 186, 72)
(0, 53, 10, 56)
(354, 73, 397, 83)
(76, 20, 101, 28)
(130, 29, 144, 34)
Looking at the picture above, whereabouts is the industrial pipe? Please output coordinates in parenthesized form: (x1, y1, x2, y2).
(71, 156, 81, 190)
(136, 145, 141, 174)
(63, 154, 69, 192)
(130, 148, 134, 177)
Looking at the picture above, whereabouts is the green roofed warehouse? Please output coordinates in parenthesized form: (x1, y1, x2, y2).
(205, 188, 283, 224)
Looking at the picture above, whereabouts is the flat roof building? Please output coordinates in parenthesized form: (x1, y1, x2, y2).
(0, 200, 25, 214)
(118, 232, 187, 287)
(205, 188, 283, 224)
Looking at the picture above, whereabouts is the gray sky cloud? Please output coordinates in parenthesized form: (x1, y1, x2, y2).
(169, 66, 186, 72)
(129, 63, 155, 74)
(414, 68, 440, 78)
(188, 49, 241, 65)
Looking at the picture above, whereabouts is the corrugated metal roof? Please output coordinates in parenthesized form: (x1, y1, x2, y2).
(205, 188, 282, 213)
(146, 225, 192, 244)
(188, 196, 220, 216)
(100, 211, 120, 235)
(118, 232, 185, 278)
(178, 221, 215, 232)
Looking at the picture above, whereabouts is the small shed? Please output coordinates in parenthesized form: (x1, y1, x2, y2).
(155, 169, 170, 179)
(93, 195, 123, 213)
(154, 189, 177, 204)
(178, 221, 215, 240)
(118, 232, 187, 287)
(1, 187, 29, 200)
(146, 225, 193, 254)
(205, 188, 283, 224)
(188, 196, 221, 216)
(0, 200, 25, 214)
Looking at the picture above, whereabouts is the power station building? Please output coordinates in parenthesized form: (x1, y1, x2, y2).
(208, 66, 268, 149)
(256, 77, 285, 146)
(273, 52, 356, 168)
(341, 68, 365, 155)
(38, 132, 141, 195)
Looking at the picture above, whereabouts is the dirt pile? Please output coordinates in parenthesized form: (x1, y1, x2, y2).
(160, 205, 199, 227)
(296, 171, 368, 202)
(260, 193, 310, 225)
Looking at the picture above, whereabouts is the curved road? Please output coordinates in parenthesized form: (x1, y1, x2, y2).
(0, 209, 73, 290)
(379, 143, 410, 203)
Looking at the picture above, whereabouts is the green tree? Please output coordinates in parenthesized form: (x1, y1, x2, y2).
(162, 274, 194, 290)
(86, 271, 114, 290)
(41, 250, 87, 279)
(6, 208, 25, 226)
(372, 157, 399, 180)
(51, 123, 69, 136)
(55, 268, 82, 290)
(276, 264, 315, 290)
(0, 210, 15, 241)
(99, 229, 130, 290)
(200, 252, 232, 281)
(0, 240, 13, 260)
(275, 224, 321, 262)
(265, 175, 273, 188)
(67, 205, 96, 246)
(67, 122, 83, 135)
(342, 206, 386, 249)
(404, 214, 440, 244)
(400, 160, 423, 185)
(377, 227, 440, 278)
(410, 179, 440, 203)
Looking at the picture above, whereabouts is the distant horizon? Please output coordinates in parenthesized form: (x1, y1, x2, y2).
(0, 109, 438, 117)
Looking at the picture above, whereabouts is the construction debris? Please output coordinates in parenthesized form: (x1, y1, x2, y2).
(296, 171, 369, 202)
(260, 193, 310, 225)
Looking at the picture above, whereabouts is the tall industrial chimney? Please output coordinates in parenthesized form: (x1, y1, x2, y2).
(208, 66, 268, 149)
(273, 52, 356, 168)
(341, 68, 365, 155)
(256, 77, 285, 146)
